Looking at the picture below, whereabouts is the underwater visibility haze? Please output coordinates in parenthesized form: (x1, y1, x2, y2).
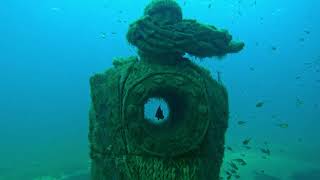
(0, 0, 319, 179)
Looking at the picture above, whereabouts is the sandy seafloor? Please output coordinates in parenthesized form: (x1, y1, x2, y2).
(1, 143, 319, 180)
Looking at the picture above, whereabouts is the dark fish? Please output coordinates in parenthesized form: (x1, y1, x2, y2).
(229, 161, 239, 170)
(299, 38, 305, 42)
(304, 30, 310, 34)
(237, 120, 246, 125)
(260, 148, 271, 156)
(250, 67, 255, 71)
(271, 46, 277, 51)
(244, 145, 251, 150)
(226, 146, 233, 151)
(256, 102, 264, 108)
(262, 155, 268, 159)
(295, 76, 301, 80)
(234, 174, 240, 179)
(111, 32, 117, 35)
(251, 0, 257, 6)
(155, 106, 164, 120)
(208, 4, 212, 8)
(243, 138, 251, 145)
(232, 158, 247, 166)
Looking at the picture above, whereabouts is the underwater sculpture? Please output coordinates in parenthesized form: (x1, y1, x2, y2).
(89, 0, 244, 179)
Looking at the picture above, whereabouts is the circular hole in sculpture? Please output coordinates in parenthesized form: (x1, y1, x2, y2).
(144, 97, 170, 125)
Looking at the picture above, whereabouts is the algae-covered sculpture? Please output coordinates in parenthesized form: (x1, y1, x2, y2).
(89, 0, 244, 179)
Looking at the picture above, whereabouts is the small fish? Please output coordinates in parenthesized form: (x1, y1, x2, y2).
(262, 155, 268, 159)
(260, 148, 271, 156)
(244, 145, 251, 150)
(155, 106, 164, 120)
(242, 138, 251, 145)
(276, 123, 288, 128)
(252, 0, 257, 6)
(226, 146, 233, 151)
(271, 46, 277, 51)
(255, 102, 264, 108)
(237, 121, 246, 125)
(229, 161, 239, 170)
(299, 38, 305, 42)
(304, 30, 310, 34)
(232, 158, 247, 166)
(250, 67, 255, 71)
(208, 4, 212, 8)
(111, 32, 117, 35)
(295, 76, 301, 80)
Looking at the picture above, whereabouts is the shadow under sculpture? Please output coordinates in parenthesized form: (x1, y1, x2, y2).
(89, 0, 244, 179)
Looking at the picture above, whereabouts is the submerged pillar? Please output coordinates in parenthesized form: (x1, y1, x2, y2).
(89, 0, 244, 179)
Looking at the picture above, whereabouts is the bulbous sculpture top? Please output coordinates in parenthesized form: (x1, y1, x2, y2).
(127, 0, 245, 64)
(144, 0, 182, 25)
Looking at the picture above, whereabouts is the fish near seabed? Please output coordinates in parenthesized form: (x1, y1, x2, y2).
(242, 138, 252, 145)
